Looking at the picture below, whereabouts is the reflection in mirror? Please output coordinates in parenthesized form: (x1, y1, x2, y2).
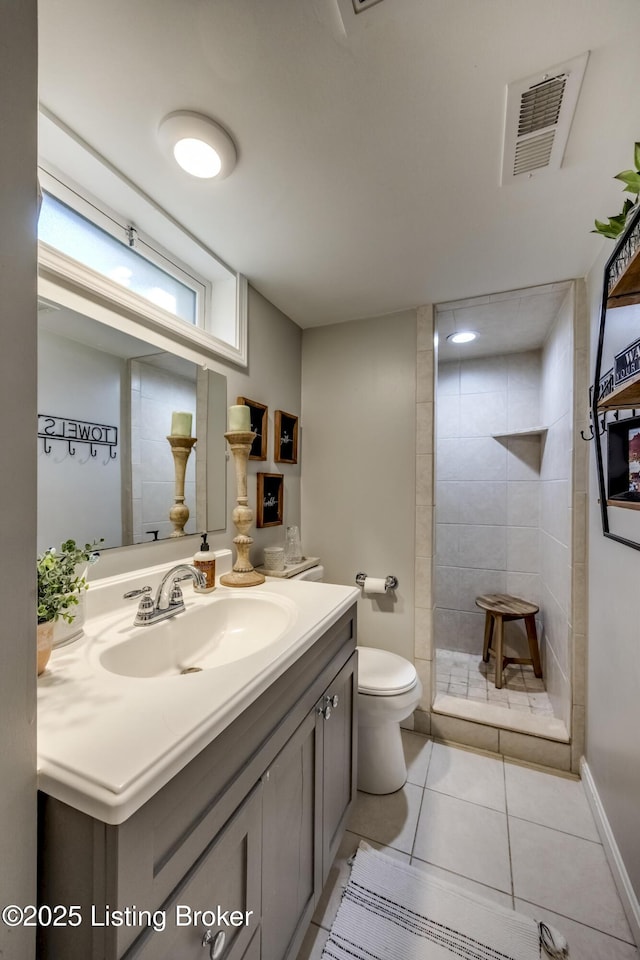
(37, 301, 226, 552)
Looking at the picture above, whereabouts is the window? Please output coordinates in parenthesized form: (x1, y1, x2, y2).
(36, 164, 247, 366)
(39, 193, 199, 325)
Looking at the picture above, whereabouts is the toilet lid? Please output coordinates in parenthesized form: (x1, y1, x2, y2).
(357, 646, 418, 696)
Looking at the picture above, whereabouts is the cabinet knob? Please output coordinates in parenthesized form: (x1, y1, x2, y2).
(202, 929, 226, 959)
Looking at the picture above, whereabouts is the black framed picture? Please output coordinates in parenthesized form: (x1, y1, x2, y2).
(274, 410, 298, 464)
(257, 473, 283, 527)
(237, 397, 267, 460)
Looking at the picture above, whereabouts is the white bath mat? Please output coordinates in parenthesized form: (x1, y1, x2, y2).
(321, 842, 569, 960)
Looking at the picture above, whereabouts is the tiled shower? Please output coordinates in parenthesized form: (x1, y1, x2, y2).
(434, 287, 576, 734)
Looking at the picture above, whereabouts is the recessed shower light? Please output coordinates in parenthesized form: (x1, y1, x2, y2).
(158, 111, 237, 180)
(447, 331, 477, 344)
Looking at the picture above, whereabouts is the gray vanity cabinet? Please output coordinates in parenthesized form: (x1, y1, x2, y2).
(261, 654, 357, 960)
(38, 605, 357, 960)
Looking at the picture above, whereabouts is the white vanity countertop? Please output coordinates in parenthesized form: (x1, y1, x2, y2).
(37, 557, 358, 825)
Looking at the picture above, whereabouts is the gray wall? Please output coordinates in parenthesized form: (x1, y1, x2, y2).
(301, 311, 416, 662)
(0, 2, 38, 957)
(586, 249, 640, 900)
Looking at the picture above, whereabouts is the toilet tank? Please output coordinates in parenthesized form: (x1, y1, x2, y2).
(292, 564, 324, 582)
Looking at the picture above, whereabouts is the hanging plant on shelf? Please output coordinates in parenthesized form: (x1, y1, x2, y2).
(593, 142, 640, 239)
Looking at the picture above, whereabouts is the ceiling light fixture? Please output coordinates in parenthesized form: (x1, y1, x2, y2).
(447, 331, 477, 344)
(158, 111, 237, 180)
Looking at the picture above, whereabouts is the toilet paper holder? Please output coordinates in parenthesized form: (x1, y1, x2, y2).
(355, 572, 398, 591)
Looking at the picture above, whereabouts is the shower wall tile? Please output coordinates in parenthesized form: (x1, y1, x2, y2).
(434, 564, 461, 609)
(460, 357, 508, 395)
(436, 395, 460, 438)
(458, 568, 507, 611)
(416, 454, 433, 506)
(457, 481, 507, 525)
(416, 349, 434, 403)
(460, 392, 507, 436)
(507, 351, 541, 390)
(436, 523, 460, 566)
(507, 526, 540, 574)
(415, 557, 433, 610)
(507, 388, 540, 433)
(415, 505, 433, 559)
(416, 401, 433, 455)
(435, 481, 459, 523)
(507, 482, 539, 527)
(506, 437, 541, 481)
(437, 361, 460, 396)
(456, 524, 507, 570)
(414, 605, 433, 661)
(465, 438, 508, 481)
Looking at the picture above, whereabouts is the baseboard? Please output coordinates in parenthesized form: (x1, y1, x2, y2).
(581, 758, 640, 948)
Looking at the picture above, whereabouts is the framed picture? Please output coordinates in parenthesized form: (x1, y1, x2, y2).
(257, 473, 283, 527)
(274, 410, 299, 464)
(236, 397, 267, 460)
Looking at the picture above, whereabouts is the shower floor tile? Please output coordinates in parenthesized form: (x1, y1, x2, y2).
(435, 649, 554, 718)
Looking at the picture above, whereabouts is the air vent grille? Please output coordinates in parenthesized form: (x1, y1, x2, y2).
(513, 131, 556, 176)
(518, 76, 567, 137)
(501, 53, 589, 185)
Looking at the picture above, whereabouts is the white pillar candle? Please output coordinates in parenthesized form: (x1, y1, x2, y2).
(171, 411, 192, 436)
(228, 404, 251, 432)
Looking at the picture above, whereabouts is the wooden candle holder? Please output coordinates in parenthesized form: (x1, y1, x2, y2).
(220, 431, 265, 587)
(167, 435, 197, 537)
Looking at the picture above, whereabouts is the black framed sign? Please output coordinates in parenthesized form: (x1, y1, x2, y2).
(274, 410, 298, 464)
(257, 473, 283, 527)
(237, 396, 267, 460)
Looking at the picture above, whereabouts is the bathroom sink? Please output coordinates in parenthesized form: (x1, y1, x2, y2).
(99, 592, 297, 679)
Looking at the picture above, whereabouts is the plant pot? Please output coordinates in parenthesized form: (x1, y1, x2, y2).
(37, 621, 54, 676)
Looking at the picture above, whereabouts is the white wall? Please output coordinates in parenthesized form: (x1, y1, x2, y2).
(301, 311, 416, 662)
(586, 248, 640, 901)
(539, 289, 574, 727)
(38, 330, 124, 551)
(0, 2, 37, 957)
(435, 351, 543, 656)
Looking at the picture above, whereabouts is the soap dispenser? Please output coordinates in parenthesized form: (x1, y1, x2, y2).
(193, 533, 216, 592)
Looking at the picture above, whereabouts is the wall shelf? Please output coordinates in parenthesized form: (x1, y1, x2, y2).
(606, 243, 640, 309)
(597, 371, 640, 411)
(607, 499, 640, 512)
(492, 426, 548, 439)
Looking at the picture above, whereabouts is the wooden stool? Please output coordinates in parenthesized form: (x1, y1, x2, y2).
(475, 593, 542, 690)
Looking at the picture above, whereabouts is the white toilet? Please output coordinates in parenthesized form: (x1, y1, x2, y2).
(293, 564, 423, 795)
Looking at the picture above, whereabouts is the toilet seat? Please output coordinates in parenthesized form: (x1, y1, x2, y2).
(357, 646, 418, 696)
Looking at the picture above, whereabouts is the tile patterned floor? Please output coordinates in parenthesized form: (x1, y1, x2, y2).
(436, 648, 555, 717)
(295, 732, 638, 960)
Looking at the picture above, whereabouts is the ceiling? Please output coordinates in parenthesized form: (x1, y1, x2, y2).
(37, 0, 640, 329)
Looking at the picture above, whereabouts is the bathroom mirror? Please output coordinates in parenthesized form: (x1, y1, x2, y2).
(37, 301, 227, 552)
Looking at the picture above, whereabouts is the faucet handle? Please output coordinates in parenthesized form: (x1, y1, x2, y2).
(169, 583, 184, 605)
(123, 586, 152, 600)
(124, 585, 155, 624)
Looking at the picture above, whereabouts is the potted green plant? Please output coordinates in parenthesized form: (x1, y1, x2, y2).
(593, 142, 640, 239)
(37, 539, 101, 674)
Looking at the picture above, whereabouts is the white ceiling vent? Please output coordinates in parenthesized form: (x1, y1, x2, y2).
(501, 52, 589, 185)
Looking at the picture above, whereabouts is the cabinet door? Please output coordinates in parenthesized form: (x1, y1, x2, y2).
(261, 708, 321, 960)
(320, 653, 357, 883)
(126, 783, 262, 960)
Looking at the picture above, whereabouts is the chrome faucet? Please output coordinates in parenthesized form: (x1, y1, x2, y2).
(124, 563, 207, 626)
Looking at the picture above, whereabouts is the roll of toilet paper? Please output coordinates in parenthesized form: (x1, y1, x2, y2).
(363, 577, 387, 595)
